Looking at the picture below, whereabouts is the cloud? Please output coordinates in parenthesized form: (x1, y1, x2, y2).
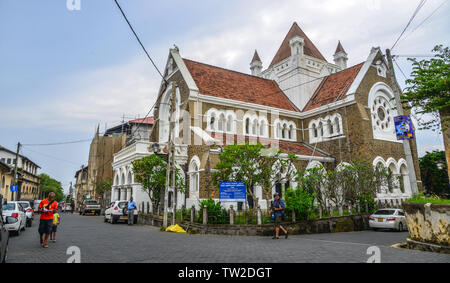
(3, 57, 160, 133)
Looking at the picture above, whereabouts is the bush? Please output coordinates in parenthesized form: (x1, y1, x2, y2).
(406, 193, 450, 205)
(197, 199, 229, 224)
(285, 187, 315, 220)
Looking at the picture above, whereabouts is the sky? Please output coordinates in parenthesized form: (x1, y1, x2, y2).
(0, 0, 449, 194)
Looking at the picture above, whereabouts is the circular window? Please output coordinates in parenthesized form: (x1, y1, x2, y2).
(372, 96, 394, 132)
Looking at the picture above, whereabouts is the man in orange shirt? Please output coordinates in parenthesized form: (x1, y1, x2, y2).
(38, 192, 58, 248)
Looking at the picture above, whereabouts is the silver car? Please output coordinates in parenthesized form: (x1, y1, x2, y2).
(369, 208, 407, 232)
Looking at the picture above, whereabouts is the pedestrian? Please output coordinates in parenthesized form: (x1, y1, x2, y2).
(38, 192, 58, 248)
(127, 196, 137, 225)
(50, 211, 61, 243)
(272, 193, 288, 239)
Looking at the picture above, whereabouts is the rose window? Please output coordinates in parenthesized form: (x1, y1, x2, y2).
(372, 96, 393, 132)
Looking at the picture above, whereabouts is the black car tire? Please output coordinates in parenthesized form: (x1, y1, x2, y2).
(122, 207, 128, 216)
(104, 216, 107, 223)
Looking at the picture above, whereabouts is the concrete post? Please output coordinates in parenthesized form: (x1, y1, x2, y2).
(329, 206, 333, 218)
(147, 202, 150, 214)
(348, 203, 353, 215)
(292, 209, 296, 223)
(229, 205, 234, 225)
(365, 201, 369, 214)
(190, 206, 195, 223)
(257, 205, 262, 225)
(339, 205, 344, 217)
(357, 201, 361, 214)
(202, 205, 207, 225)
(319, 206, 323, 219)
(141, 201, 144, 214)
(181, 205, 185, 222)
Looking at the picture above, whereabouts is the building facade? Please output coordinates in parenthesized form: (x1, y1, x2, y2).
(0, 145, 40, 200)
(130, 22, 420, 211)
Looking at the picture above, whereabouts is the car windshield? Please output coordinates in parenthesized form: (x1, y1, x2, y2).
(19, 202, 30, 208)
(118, 202, 127, 209)
(2, 203, 15, 211)
(374, 210, 396, 215)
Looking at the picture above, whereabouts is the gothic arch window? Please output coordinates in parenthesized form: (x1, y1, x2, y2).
(369, 83, 399, 142)
(189, 156, 201, 202)
(328, 119, 334, 135)
(313, 124, 318, 138)
(245, 118, 250, 135)
(335, 117, 341, 134)
(227, 115, 233, 132)
(318, 122, 324, 137)
(252, 118, 258, 135)
(218, 113, 226, 132)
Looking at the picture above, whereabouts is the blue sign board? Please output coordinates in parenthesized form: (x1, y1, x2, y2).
(219, 182, 246, 202)
(394, 115, 415, 140)
(10, 185, 18, 192)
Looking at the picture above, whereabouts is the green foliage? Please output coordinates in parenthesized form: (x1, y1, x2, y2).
(132, 154, 185, 210)
(38, 173, 64, 202)
(212, 142, 297, 206)
(419, 151, 449, 197)
(284, 187, 315, 220)
(402, 45, 450, 131)
(406, 193, 450, 204)
(197, 198, 229, 224)
(94, 178, 112, 197)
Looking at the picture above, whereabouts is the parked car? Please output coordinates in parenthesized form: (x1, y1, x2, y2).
(34, 200, 41, 214)
(104, 201, 138, 224)
(2, 202, 27, 236)
(17, 201, 34, 227)
(80, 200, 102, 216)
(0, 195, 11, 263)
(369, 208, 407, 232)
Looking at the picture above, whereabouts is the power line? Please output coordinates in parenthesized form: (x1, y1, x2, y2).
(21, 147, 86, 166)
(21, 139, 93, 147)
(391, 0, 428, 51)
(398, 0, 449, 45)
(113, 0, 166, 136)
(393, 59, 408, 81)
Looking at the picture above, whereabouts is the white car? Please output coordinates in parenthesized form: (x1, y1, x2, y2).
(369, 208, 407, 232)
(104, 201, 138, 224)
(2, 202, 27, 236)
(17, 201, 34, 227)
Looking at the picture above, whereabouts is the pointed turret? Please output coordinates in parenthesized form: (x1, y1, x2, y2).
(333, 40, 348, 70)
(250, 50, 263, 76)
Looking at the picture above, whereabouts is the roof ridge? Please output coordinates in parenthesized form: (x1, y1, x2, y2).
(183, 57, 275, 82)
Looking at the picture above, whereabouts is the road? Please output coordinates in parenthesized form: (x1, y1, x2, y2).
(6, 213, 450, 263)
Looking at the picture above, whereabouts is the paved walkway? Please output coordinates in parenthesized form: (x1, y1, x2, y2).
(7, 213, 450, 263)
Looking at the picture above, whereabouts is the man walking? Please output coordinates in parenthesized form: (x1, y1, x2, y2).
(127, 196, 137, 225)
(272, 193, 288, 240)
(38, 192, 58, 248)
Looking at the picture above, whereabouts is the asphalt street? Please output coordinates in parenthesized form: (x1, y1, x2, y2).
(6, 213, 450, 263)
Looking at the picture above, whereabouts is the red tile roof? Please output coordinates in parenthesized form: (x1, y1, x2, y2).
(269, 22, 327, 68)
(208, 133, 328, 157)
(130, 117, 154, 125)
(183, 58, 299, 112)
(303, 63, 364, 111)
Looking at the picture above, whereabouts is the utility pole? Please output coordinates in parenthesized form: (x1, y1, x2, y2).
(12, 142, 21, 201)
(386, 49, 419, 195)
(163, 83, 176, 228)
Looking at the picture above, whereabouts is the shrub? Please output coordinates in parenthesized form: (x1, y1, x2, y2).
(197, 199, 229, 224)
(285, 187, 315, 220)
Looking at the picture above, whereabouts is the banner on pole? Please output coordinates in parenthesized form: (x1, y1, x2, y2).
(394, 115, 415, 140)
(10, 185, 18, 192)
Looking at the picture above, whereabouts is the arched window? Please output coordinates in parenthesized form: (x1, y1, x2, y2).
(245, 118, 250, 135)
(288, 125, 293, 140)
(328, 119, 333, 135)
(277, 123, 282, 138)
(252, 119, 258, 135)
(312, 123, 318, 138)
(218, 113, 226, 132)
(227, 115, 233, 132)
(319, 122, 323, 137)
(209, 114, 216, 131)
(259, 120, 265, 136)
(335, 117, 341, 134)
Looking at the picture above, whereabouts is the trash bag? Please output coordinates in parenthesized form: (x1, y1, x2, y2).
(165, 224, 187, 233)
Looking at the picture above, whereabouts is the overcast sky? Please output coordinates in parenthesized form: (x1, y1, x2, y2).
(0, 0, 448, 193)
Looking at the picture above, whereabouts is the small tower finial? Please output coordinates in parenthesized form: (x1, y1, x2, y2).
(250, 50, 263, 76)
(334, 41, 348, 69)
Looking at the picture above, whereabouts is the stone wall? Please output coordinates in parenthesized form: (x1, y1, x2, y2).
(403, 202, 450, 250)
(137, 213, 370, 236)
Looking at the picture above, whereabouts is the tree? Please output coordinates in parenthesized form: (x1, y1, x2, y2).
(39, 173, 64, 202)
(419, 151, 449, 197)
(402, 45, 450, 132)
(95, 178, 112, 206)
(212, 143, 296, 210)
(132, 154, 185, 213)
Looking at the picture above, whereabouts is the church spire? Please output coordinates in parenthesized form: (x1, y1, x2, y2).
(250, 50, 263, 76)
(334, 40, 348, 70)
